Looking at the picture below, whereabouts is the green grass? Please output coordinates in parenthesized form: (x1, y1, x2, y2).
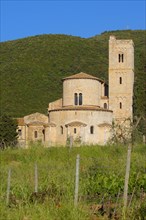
(0, 144, 146, 219)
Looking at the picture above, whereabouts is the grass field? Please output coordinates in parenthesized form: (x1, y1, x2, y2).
(0, 144, 146, 220)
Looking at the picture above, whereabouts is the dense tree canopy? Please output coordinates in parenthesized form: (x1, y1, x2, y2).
(1, 30, 146, 135)
(0, 115, 18, 148)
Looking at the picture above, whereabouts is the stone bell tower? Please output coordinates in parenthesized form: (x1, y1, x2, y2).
(108, 36, 134, 123)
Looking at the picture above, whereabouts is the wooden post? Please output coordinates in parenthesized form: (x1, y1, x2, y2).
(34, 163, 38, 193)
(143, 135, 146, 144)
(6, 168, 11, 205)
(74, 154, 80, 207)
(123, 145, 132, 208)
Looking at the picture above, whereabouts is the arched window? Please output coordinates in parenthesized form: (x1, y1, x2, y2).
(120, 102, 122, 109)
(18, 129, 22, 136)
(74, 128, 76, 134)
(74, 93, 78, 105)
(34, 131, 38, 138)
(79, 93, 83, 105)
(104, 103, 107, 109)
(90, 126, 94, 134)
(119, 77, 122, 84)
(61, 126, 63, 134)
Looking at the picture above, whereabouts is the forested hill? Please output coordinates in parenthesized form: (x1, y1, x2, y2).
(1, 30, 146, 122)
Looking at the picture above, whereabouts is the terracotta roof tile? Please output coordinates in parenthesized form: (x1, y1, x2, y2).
(27, 121, 48, 126)
(62, 72, 104, 83)
(17, 118, 25, 126)
(65, 121, 87, 127)
(49, 105, 113, 113)
(98, 123, 112, 127)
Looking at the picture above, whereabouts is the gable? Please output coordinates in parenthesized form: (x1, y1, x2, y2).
(24, 112, 48, 124)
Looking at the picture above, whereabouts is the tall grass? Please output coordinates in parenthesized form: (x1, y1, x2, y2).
(0, 144, 146, 219)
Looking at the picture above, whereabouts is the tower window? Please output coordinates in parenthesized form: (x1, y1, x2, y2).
(61, 126, 63, 134)
(79, 93, 83, 105)
(34, 131, 38, 138)
(122, 54, 124, 62)
(104, 103, 107, 109)
(74, 93, 78, 105)
(74, 93, 83, 106)
(119, 77, 122, 84)
(120, 102, 122, 109)
(74, 128, 76, 134)
(118, 54, 124, 63)
(90, 126, 94, 134)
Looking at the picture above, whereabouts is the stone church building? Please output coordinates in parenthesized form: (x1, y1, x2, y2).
(17, 36, 134, 146)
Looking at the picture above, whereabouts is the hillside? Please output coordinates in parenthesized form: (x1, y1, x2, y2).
(1, 30, 146, 124)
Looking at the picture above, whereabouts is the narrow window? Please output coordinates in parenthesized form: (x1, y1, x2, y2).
(104, 103, 107, 109)
(90, 126, 94, 134)
(104, 84, 108, 97)
(79, 93, 83, 105)
(120, 102, 122, 109)
(18, 129, 22, 136)
(61, 126, 63, 134)
(122, 54, 124, 62)
(118, 54, 121, 63)
(74, 93, 78, 105)
(34, 131, 38, 138)
(120, 77, 122, 84)
(74, 128, 76, 134)
(42, 129, 45, 141)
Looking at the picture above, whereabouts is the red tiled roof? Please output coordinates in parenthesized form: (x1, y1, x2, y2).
(17, 118, 25, 126)
(62, 72, 104, 83)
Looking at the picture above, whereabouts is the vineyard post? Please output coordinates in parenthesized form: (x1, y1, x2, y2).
(123, 144, 132, 209)
(143, 135, 145, 144)
(74, 154, 80, 207)
(6, 168, 11, 205)
(34, 163, 38, 193)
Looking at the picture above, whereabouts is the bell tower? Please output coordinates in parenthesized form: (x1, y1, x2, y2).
(108, 36, 134, 123)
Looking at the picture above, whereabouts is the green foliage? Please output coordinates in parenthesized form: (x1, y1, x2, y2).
(0, 144, 145, 219)
(1, 31, 146, 125)
(0, 115, 18, 148)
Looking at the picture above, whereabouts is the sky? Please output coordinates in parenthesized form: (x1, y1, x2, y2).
(1, 0, 146, 42)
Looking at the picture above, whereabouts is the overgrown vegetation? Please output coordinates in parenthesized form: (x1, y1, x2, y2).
(0, 115, 18, 149)
(0, 144, 146, 219)
(1, 30, 146, 135)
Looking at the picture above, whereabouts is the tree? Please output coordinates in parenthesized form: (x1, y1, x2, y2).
(0, 115, 18, 149)
(109, 119, 133, 145)
(109, 117, 144, 145)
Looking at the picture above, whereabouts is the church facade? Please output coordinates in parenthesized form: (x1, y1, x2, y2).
(17, 36, 134, 146)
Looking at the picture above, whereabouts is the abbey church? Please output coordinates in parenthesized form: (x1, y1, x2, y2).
(17, 36, 134, 146)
